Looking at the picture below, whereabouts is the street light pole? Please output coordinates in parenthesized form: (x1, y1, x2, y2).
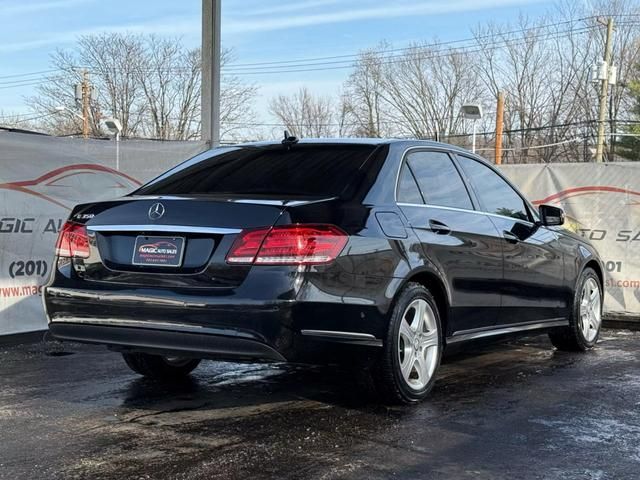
(460, 103, 483, 155)
(103, 118, 123, 171)
(471, 120, 477, 153)
(115, 131, 120, 171)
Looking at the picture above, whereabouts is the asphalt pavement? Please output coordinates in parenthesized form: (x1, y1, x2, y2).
(1, 330, 639, 480)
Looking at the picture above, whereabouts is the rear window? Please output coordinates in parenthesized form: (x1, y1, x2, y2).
(136, 144, 380, 198)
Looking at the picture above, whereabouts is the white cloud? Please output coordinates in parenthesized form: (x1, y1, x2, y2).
(0, 16, 199, 54)
(226, 0, 544, 34)
(0, 0, 93, 16)
(244, 0, 348, 17)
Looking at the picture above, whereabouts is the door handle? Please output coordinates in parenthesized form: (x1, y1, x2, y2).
(429, 219, 451, 235)
(503, 230, 520, 243)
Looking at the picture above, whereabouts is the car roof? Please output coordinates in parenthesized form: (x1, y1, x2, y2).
(225, 137, 477, 156)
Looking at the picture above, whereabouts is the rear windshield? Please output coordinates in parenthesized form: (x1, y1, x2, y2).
(136, 144, 380, 198)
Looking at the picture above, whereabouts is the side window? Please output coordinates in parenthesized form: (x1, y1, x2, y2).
(457, 156, 530, 221)
(397, 163, 424, 204)
(405, 151, 473, 210)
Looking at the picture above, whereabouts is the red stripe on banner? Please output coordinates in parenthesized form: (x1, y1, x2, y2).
(534, 186, 640, 205)
(0, 183, 71, 210)
(0, 164, 142, 210)
(3, 163, 142, 188)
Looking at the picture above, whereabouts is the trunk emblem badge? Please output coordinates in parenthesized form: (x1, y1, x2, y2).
(148, 203, 166, 220)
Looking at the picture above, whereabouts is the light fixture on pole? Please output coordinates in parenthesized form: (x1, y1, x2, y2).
(103, 118, 123, 171)
(460, 103, 483, 153)
(53, 105, 84, 121)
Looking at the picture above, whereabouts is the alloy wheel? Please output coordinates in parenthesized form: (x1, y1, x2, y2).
(579, 278, 601, 343)
(397, 299, 440, 391)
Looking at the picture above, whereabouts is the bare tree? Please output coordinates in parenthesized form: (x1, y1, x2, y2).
(269, 87, 335, 138)
(376, 43, 483, 139)
(136, 36, 201, 140)
(0, 111, 40, 131)
(27, 34, 258, 141)
(342, 45, 389, 137)
(219, 50, 260, 141)
(28, 33, 146, 137)
(472, 1, 640, 162)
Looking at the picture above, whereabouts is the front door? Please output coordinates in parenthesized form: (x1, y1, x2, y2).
(455, 154, 566, 324)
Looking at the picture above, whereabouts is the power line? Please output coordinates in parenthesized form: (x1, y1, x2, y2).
(106, 25, 606, 76)
(0, 68, 63, 81)
(222, 27, 598, 73)
(0, 79, 57, 90)
(74, 24, 602, 80)
(1, 14, 634, 82)
(226, 16, 600, 68)
(0, 111, 57, 126)
(476, 137, 583, 152)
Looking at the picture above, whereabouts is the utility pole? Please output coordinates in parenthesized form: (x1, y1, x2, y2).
(202, 0, 222, 147)
(81, 69, 90, 139)
(595, 17, 614, 163)
(495, 91, 505, 165)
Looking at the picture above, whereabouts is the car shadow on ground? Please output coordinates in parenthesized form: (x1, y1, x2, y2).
(113, 334, 576, 416)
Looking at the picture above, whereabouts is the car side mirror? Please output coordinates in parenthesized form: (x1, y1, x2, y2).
(539, 204, 565, 226)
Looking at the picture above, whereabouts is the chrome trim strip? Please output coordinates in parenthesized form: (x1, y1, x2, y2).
(48, 317, 255, 339)
(394, 145, 537, 227)
(397, 202, 537, 227)
(300, 329, 379, 341)
(45, 287, 288, 310)
(45, 287, 205, 308)
(86, 225, 241, 235)
(397, 202, 478, 216)
(447, 318, 568, 344)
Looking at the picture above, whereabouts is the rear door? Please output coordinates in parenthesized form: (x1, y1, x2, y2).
(396, 149, 504, 334)
(455, 154, 566, 324)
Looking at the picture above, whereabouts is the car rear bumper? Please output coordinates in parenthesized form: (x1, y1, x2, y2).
(44, 285, 386, 362)
(48, 320, 288, 361)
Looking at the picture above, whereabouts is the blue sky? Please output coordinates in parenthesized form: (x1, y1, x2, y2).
(0, 0, 554, 119)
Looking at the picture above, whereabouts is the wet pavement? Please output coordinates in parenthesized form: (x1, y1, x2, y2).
(1, 330, 639, 480)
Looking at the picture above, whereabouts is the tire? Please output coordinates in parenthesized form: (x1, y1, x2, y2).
(549, 268, 602, 352)
(122, 352, 201, 380)
(373, 283, 443, 404)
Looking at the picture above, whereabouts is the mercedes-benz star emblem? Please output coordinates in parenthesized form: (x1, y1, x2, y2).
(148, 203, 165, 220)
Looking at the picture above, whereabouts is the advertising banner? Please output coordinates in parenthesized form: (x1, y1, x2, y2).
(0, 132, 205, 335)
(501, 162, 640, 318)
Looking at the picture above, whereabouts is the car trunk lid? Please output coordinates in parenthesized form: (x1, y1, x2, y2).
(73, 195, 291, 288)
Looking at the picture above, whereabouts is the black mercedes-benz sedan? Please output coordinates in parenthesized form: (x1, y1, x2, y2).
(44, 138, 604, 403)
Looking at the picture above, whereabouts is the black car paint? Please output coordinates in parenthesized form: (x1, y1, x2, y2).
(44, 139, 603, 362)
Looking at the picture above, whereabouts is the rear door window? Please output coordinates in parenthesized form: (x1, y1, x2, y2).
(403, 151, 473, 210)
(137, 144, 380, 198)
(397, 163, 424, 204)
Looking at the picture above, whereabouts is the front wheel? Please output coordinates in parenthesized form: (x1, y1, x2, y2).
(373, 283, 442, 404)
(122, 352, 201, 380)
(549, 268, 603, 351)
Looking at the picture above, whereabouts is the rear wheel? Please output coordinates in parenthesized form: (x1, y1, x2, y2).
(373, 283, 442, 404)
(122, 352, 201, 380)
(549, 268, 602, 351)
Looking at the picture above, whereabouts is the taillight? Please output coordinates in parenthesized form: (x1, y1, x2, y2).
(55, 221, 90, 258)
(226, 224, 347, 265)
